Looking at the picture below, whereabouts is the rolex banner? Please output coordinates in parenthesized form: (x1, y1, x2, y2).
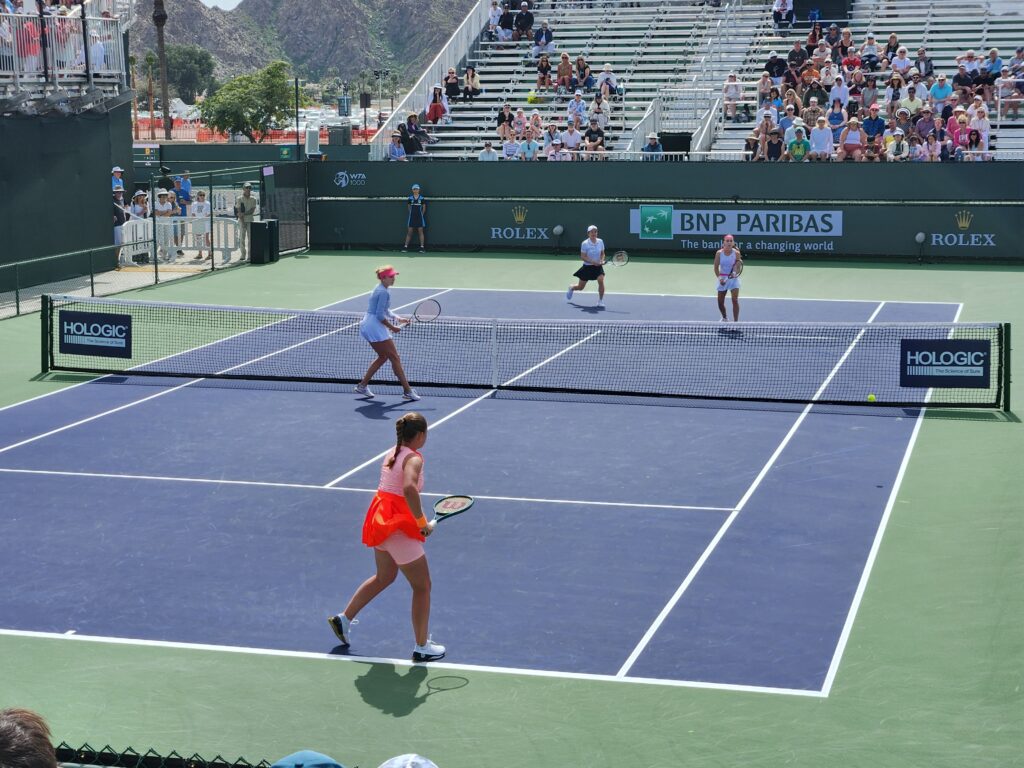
(311, 199, 1022, 260)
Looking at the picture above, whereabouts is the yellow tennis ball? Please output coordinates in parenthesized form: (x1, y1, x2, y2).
(867, 393, 877, 402)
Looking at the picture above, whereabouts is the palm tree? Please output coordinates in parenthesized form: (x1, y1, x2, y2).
(153, 0, 171, 140)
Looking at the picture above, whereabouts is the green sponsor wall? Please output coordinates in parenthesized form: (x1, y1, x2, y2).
(310, 198, 1023, 260)
(307, 161, 1024, 203)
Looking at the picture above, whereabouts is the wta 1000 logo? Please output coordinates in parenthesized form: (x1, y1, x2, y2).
(333, 170, 367, 188)
(900, 339, 991, 388)
(59, 309, 133, 359)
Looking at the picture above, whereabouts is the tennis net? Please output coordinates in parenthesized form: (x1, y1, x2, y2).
(41, 295, 1011, 409)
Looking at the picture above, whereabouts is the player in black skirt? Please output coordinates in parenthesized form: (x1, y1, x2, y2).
(566, 224, 606, 308)
(402, 184, 427, 253)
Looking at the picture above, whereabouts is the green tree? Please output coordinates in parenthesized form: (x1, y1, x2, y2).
(164, 44, 215, 103)
(199, 61, 293, 143)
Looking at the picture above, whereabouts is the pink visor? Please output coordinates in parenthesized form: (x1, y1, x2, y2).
(377, 268, 399, 278)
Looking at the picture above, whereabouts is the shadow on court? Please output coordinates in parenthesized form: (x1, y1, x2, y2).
(348, 664, 469, 717)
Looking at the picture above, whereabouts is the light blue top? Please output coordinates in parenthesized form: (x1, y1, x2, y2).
(929, 82, 953, 102)
(580, 237, 605, 264)
(366, 284, 394, 322)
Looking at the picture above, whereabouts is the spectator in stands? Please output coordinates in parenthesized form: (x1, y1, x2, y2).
(596, 63, 618, 99)
(542, 122, 561, 152)
(0, 16, 12, 74)
(948, 110, 970, 156)
(88, 30, 105, 69)
(782, 88, 801, 115)
(771, 0, 794, 29)
(513, 1, 533, 41)
(756, 71, 773, 105)
(152, 188, 172, 259)
(744, 130, 762, 161)
(997, 66, 1022, 118)
(881, 33, 901, 68)
(811, 41, 833, 69)
(860, 74, 879, 108)
(406, 115, 434, 147)
(235, 182, 256, 260)
(788, 40, 808, 69)
(885, 74, 907, 117)
(561, 121, 582, 156)
(519, 127, 542, 160)
(841, 47, 861, 80)
(641, 132, 663, 160)
(1009, 47, 1024, 87)
(536, 53, 552, 91)
(802, 95, 823, 125)
(929, 72, 953, 115)
(496, 103, 514, 140)
(952, 63, 975, 103)
(860, 32, 880, 71)
(566, 89, 588, 128)
(894, 106, 914, 137)
(590, 102, 609, 130)
(583, 116, 605, 158)
(173, 176, 189, 216)
(762, 127, 785, 161)
(922, 132, 942, 161)
(907, 134, 926, 161)
(820, 60, 837, 87)
(957, 49, 982, 77)
(829, 76, 850, 107)
(512, 107, 528, 139)
(808, 114, 833, 160)
(783, 61, 802, 95)
(887, 128, 910, 160)
(497, 3, 515, 43)
(501, 136, 520, 159)
(778, 103, 796, 133)
(528, 108, 544, 133)
(800, 60, 820, 92)
(970, 105, 991, 149)
(915, 47, 935, 83)
(463, 65, 481, 103)
(532, 20, 554, 58)
(786, 126, 811, 161)
(964, 128, 987, 160)
(191, 188, 212, 260)
(765, 51, 786, 85)
(805, 22, 823, 57)
(547, 137, 572, 161)
(901, 84, 924, 116)
(572, 56, 594, 91)
(479, 139, 499, 161)
(487, 0, 501, 41)
(891, 47, 913, 78)
(723, 72, 742, 121)
(914, 105, 937, 139)
(824, 23, 842, 52)
(803, 80, 827, 108)
(837, 116, 866, 161)
(977, 49, 1002, 103)
(111, 165, 124, 191)
(556, 52, 573, 94)
(826, 97, 847, 142)
(836, 27, 855, 60)
(0, 708, 58, 768)
(767, 86, 782, 110)
(389, 132, 407, 160)
(425, 84, 449, 124)
(862, 102, 885, 140)
(847, 69, 867, 108)
(443, 67, 460, 104)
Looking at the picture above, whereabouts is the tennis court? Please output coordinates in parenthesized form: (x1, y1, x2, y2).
(0, 254, 1020, 768)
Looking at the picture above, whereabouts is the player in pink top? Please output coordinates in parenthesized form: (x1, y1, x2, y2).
(329, 413, 446, 662)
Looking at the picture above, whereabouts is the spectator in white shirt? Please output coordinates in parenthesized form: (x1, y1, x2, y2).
(596, 63, 618, 99)
(547, 137, 572, 161)
(190, 189, 212, 260)
(808, 115, 834, 160)
(772, 0, 794, 29)
(502, 137, 520, 160)
(479, 140, 500, 161)
(561, 123, 582, 155)
(723, 72, 742, 121)
(828, 76, 850, 107)
(890, 47, 913, 77)
(566, 89, 588, 128)
(486, 0, 501, 40)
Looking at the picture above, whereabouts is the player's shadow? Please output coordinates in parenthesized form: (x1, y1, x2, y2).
(570, 302, 629, 316)
(354, 400, 411, 419)
(351, 662, 430, 717)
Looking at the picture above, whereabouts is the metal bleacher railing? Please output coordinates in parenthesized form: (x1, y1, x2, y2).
(0, 0, 127, 113)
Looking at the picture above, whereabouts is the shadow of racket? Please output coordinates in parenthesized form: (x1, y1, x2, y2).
(424, 675, 469, 697)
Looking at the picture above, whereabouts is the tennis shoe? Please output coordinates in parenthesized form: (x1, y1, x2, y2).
(418, 247, 425, 253)
(403, 389, 421, 401)
(566, 285, 574, 301)
(412, 636, 445, 663)
(401, 246, 408, 252)
(354, 384, 375, 398)
(327, 613, 357, 646)
(597, 300, 604, 308)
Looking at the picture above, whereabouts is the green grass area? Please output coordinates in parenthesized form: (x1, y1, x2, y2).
(1, 251, 1022, 768)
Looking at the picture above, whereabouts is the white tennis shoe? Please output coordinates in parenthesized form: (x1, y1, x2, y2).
(597, 300, 604, 308)
(412, 636, 446, 663)
(566, 285, 574, 302)
(354, 384, 375, 398)
(327, 613, 357, 646)
(403, 389, 421, 401)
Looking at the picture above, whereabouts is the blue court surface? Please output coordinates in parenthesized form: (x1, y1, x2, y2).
(0, 288, 961, 697)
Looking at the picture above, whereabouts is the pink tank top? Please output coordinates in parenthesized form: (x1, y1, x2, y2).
(378, 446, 424, 495)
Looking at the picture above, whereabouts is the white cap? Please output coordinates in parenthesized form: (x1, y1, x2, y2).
(587, 225, 598, 232)
(768, 50, 778, 57)
(574, 89, 583, 95)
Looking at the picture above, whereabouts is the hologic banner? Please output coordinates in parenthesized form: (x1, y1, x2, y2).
(899, 339, 991, 388)
(58, 309, 133, 358)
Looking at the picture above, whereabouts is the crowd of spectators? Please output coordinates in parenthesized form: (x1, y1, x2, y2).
(0, 0, 120, 76)
(724, 24, 1023, 162)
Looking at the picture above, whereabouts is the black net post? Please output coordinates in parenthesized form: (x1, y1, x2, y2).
(40, 294, 50, 373)
(1003, 323, 1012, 413)
(14, 262, 21, 316)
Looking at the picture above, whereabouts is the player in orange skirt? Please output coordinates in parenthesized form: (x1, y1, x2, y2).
(328, 413, 446, 662)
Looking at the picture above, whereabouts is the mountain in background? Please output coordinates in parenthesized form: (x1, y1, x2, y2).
(130, 0, 478, 88)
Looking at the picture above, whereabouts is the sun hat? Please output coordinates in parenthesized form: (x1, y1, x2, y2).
(111, 166, 123, 173)
(587, 225, 598, 232)
(647, 131, 659, 139)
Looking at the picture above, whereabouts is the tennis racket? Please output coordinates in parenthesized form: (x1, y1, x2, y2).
(606, 250, 629, 267)
(411, 298, 442, 323)
(432, 494, 474, 523)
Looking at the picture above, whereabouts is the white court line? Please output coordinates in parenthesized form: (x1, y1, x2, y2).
(819, 302, 964, 696)
(0, 290, 450, 457)
(395, 286, 961, 306)
(0, 628, 823, 698)
(0, 290, 375, 417)
(615, 301, 888, 679)
(322, 330, 604, 487)
(0, 467, 731, 512)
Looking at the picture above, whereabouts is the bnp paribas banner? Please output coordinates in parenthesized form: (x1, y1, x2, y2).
(628, 204, 1020, 258)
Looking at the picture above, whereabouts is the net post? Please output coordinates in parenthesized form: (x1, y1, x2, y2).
(89, 249, 96, 296)
(40, 294, 51, 374)
(14, 262, 20, 316)
(490, 319, 498, 388)
(1003, 322, 1012, 413)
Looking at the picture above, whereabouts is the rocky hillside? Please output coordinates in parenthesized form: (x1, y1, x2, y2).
(130, 0, 478, 84)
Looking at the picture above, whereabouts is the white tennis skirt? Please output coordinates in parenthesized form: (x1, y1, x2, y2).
(359, 315, 391, 343)
(716, 276, 741, 293)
